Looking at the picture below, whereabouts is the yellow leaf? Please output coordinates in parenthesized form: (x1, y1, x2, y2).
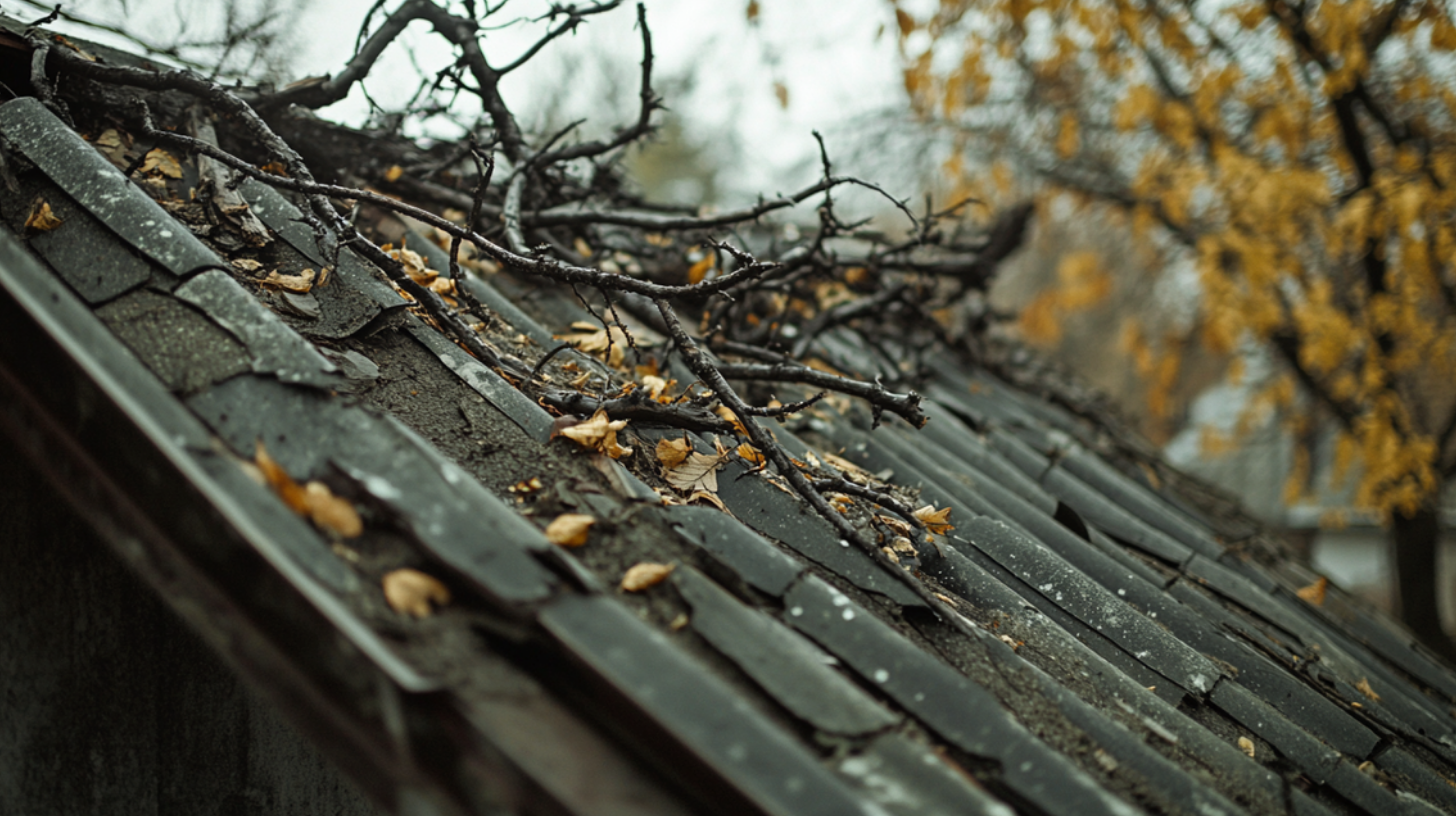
(24, 201, 62, 232)
(544, 513, 595, 546)
(1355, 677, 1380, 702)
(621, 562, 674, 592)
(737, 443, 764, 466)
(573, 237, 593, 258)
(302, 481, 362, 538)
(656, 437, 693, 469)
(254, 440, 308, 514)
(746, 0, 760, 22)
(1238, 737, 1255, 758)
(1295, 576, 1328, 606)
(382, 569, 451, 617)
(556, 408, 633, 458)
(687, 253, 715, 284)
(384, 165, 404, 182)
(913, 504, 954, 535)
(140, 148, 183, 179)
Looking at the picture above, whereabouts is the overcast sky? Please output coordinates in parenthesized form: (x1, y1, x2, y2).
(29, 0, 909, 199)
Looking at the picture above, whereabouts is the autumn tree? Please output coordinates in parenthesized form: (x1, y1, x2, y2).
(894, 0, 1456, 655)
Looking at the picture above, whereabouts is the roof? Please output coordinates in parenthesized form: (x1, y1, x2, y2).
(1, 23, 1455, 816)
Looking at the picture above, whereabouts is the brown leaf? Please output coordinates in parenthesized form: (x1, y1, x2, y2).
(24, 201, 62, 232)
(384, 165, 404, 182)
(382, 569, 451, 617)
(303, 481, 363, 538)
(1296, 576, 1328, 606)
(773, 81, 790, 109)
(258, 268, 317, 293)
(715, 405, 748, 436)
(913, 504, 954, 535)
(663, 443, 732, 493)
(1355, 677, 1381, 702)
(621, 562, 674, 592)
(386, 244, 440, 286)
(254, 440, 308, 514)
(140, 148, 183, 179)
(687, 489, 729, 512)
(544, 513, 595, 547)
(820, 451, 867, 476)
(737, 443, 764, 466)
(232, 258, 264, 274)
(656, 436, 693, 469)
(556, 321, 627, 368)
(556, 408, 633, 458)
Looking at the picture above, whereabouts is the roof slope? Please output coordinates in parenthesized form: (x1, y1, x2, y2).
(1, 27, 1455, 816)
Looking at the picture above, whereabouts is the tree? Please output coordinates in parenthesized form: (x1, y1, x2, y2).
(893, 0, 1456, 656)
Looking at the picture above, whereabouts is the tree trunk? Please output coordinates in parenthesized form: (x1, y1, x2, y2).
(1392, 502, 1456, 662)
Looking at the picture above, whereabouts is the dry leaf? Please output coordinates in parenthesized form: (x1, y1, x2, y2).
(621, 562, 674, 592)
(508, 477, 544, 493)
(876, 514, 914, 538)
(232, 258, 264, 274)
(688, 489, 729, 511)
(1237, 737, 1255, 758)
(557, 321, 628, 368)
(260, 161, 289, 176)
(258, 267, 316, 293)
(1296, 576, 1329, 606)
(383, 569, 451, 617)
(254, 440, 308, 514)
(24, 201, 62, 232)
(140, 148, 183, 179)
(1355, 677, 1381, 702)
(557, 408, 633, 458)
(384, 165, 404, 182)
(656, 437, 693, 470)
(573, 237, 593, 257)
(914, 504, 954, 535)
(715, 405, 748, 435)
(687, 253, 715, 284)
(773, 81, 790, 109)
(303, 481, 363, 538)
(254, 442, 361, 537)
(642, 374, 675, 402)
(386, 244, 440, 286)
(737, 443, 764, 466)
(821, 451, 867, 476)
(664, 441, 732, 493)
(544, 513, 595, 547)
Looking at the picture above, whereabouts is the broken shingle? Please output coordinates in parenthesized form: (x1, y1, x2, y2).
(0, 98, 222, 278)
(175, 270, 339, 389)
(659, 505, 804, 598)
(783, 575, 1141, 816)
(675, 567, 898, 736)
(539, 593, 884, 816)
(95, 289, 251, 395)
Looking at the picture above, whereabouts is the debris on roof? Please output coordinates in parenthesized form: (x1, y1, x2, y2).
(1, 9, 1455, 816)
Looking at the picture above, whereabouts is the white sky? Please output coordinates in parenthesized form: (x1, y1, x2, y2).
(30, 0, 908, 199)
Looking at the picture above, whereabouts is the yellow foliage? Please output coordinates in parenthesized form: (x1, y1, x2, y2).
(911, 0, 1456, 523)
